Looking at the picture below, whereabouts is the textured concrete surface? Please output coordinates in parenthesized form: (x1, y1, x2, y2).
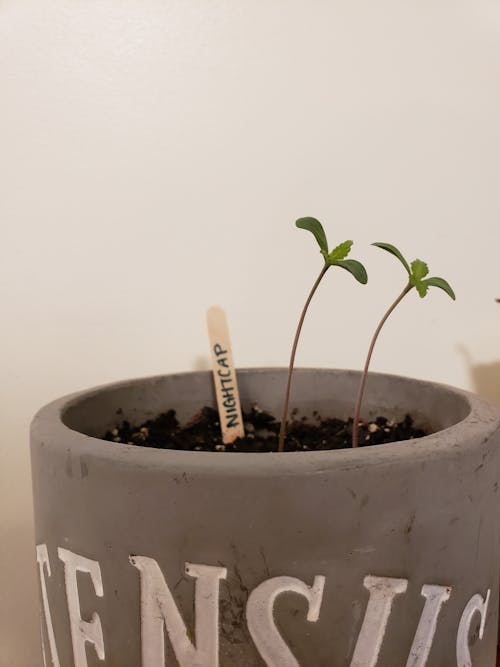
(31, 369, 500, 665)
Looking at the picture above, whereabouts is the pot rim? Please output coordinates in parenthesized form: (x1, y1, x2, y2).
(30, 368, 500, 477)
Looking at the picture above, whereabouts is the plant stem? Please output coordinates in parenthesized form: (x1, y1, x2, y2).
(278, 264, 329, 452)
(352, 283, 412, 448)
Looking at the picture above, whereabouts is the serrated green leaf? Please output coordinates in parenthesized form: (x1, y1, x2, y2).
(422, 277, 456, 300)
(413, 280, 429, 298)
(410, 259, 429, 281)
(328, 240, 353, 262)
(296, 217, 329, 255)
(332, 259, 368, 284)
(372, 242, 411, 275)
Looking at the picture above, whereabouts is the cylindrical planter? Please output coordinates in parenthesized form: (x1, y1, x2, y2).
(31, 368, 500, 666)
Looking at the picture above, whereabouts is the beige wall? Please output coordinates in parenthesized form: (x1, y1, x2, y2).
(1, 1, 500, 664)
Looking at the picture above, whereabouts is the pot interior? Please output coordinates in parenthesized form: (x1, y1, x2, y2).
(61, 369, 471, 442)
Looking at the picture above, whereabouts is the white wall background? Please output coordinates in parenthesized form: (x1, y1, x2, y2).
(1, 1, 499, 664)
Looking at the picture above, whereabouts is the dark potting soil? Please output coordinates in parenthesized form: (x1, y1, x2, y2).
(103, 406, 427, 452)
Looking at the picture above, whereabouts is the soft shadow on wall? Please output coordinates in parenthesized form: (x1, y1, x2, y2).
(468, 359, 500, 406)
(461, 347, 500, 407)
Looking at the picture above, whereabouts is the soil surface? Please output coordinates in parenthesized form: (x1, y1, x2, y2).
(104, 405, 427, 452)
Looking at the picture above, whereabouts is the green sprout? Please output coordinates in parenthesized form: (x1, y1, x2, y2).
(278, 217, 368, 452)
(351, 242, 456, 448)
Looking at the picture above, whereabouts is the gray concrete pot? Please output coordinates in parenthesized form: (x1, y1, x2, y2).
(31, 368, 500, 667)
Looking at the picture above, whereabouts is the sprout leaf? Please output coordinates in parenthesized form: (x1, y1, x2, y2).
(422, 277, 456, 300)
(413, 280, 429, 298)
(372, 242, 411, 275)
(410, 259, 429, 281)
(296, 217, 329, 256)
(332, 259, 368, 284)
(409, 259, 430, 298)
(328, 240, 353, 263)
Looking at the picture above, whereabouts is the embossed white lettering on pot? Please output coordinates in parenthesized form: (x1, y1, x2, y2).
(406, 584, 451, 667)
(246, 575, 325, 667)
(350, 576, 408, 667)
(36, 544, 60, 667)
(34, 546, 494, 665)
(58, 548, 105, 666)
(130, 557, 227, 667)
(456, 590, 491, 667)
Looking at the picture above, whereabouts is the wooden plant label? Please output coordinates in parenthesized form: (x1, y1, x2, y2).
(206, 306, 245, 444)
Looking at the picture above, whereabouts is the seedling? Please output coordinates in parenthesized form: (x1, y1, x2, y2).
(351, 243, 455, 448)
(278, 217, 368, 452)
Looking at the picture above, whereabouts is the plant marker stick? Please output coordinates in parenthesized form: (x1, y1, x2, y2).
(206, 305, 245, 444)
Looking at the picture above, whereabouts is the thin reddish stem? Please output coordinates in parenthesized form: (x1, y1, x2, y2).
(352, 283, 412, 448)
(278, 265, 329, 452)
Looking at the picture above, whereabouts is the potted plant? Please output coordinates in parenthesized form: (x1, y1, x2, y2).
(31, 220, 500, 667)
